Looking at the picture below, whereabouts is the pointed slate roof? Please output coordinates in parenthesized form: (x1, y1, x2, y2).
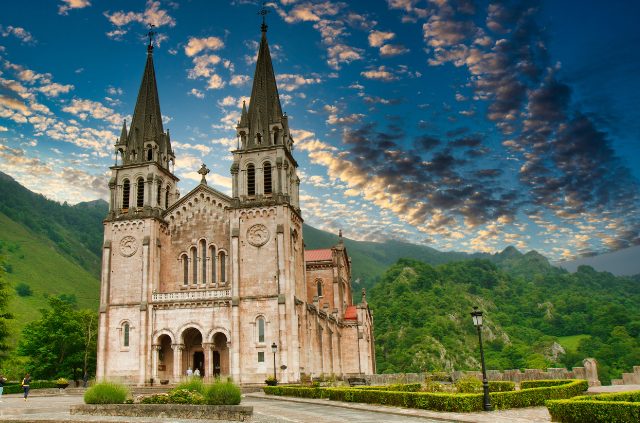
(129, 48, 164, 149)
(246, 28, 283, 143)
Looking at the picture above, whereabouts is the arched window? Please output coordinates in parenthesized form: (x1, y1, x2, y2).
(165, 186, 170, 209)
(201, 240, 207, 284)
(210, 246, 216, 284)
(137, 178, 144, 208)
(247, 164, 255, 196)
(220, 252, 226, 283)
(124, 323, 130, 347)
(264, 162, 272, 195)
(192, 248, 198, 284)
(147, 148, 153, 161)
(317, 280, 323, 297)
(258, 318, 265, 343)
(157, 183, 162, 206)
(122, 179, 130, 211)
(183, 254, 188, 285)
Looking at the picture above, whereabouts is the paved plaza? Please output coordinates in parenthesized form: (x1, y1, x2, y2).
(0, 391, 555, 423)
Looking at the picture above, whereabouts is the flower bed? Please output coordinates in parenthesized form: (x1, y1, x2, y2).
(264, 379, 589, 413)
(546, 390, 640, 423)
(70, 404, 252, 421)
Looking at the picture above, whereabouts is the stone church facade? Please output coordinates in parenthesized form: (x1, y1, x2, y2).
(96, 26, 375, 384)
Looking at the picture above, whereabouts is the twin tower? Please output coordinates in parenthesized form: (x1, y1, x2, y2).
(97, 25, 375, 384)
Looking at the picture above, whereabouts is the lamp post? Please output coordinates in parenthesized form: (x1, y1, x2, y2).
(471, 306, 493, 412)
(271, 343, 278, 385)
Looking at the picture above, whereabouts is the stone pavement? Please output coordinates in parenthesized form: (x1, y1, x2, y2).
(0, 390, 553, 423)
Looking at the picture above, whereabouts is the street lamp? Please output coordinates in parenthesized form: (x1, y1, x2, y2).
(271, 343, 278, 385)
(471, 306, 493, 412)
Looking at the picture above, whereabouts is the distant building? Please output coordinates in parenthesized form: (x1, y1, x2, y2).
(96, 24, 375, 384)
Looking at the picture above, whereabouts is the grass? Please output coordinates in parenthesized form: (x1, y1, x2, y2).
(174, 376, 206, 395)
(0, 212, 100, 343)
(558, 334, 590, 352)
(84, 381, 130, 404)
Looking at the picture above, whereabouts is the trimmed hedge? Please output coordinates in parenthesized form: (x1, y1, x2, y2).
(3, 381, 58, 394)
(349, 383, 423, 392)
(489, 381, 515, 392)
(520, 379, 572, 389)
(547, 390, 640, 423)
(264, 379, 589, 412)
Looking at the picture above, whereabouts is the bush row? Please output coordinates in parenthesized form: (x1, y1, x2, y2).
(546, 389, 640, 423)
(3, 381, 58, 394)
(350, 383, 423, 392)
(488, 381, 515, 392)
(520, 379, 572, 389)
(264, 379, 589, 412)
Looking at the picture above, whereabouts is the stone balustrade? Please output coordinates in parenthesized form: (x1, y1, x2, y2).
(152, 289, 231, 303)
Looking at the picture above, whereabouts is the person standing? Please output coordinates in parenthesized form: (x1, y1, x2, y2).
(22, 374, 31, 401)
(83, 372, 88, 388)
(194, 368, 200, 377)
(186, 367, 193, 376)
(0, 373, 5, 402)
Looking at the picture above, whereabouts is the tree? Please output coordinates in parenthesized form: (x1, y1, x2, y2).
(0, 258, 14, 363)
(15, 283, 33, 297)
(18, 296, 98, 379)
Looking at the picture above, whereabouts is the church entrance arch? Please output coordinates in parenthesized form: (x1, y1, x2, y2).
(208, 332, 229, 378)
(157, 334, 173, 381)
(182, 328, 205, 377)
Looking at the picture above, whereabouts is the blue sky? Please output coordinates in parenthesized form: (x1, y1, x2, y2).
(1, 0, 639, 261)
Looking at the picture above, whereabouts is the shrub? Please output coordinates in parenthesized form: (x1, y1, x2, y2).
(547, 390, 640, 423)
(56, 378, 68, 384)
(84, 381, 130, 404)
(520, 379, 572, 389)
(15, 283, 32, 297)
(456, 375, 482, 393)
(168, 389, 205, 405)
(3, 381, 58, 394)
(205, 380, 242, 405)
(174, 376, 206, 395)
(264, 379, 589, 412)
(138, 393, 170, 404)
(489, 381, 515, 392)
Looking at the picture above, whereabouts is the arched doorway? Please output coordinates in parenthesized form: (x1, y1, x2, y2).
(211, 332, 229, 377)
(182, 328, 205, 377)
(157, 334, 173, 381)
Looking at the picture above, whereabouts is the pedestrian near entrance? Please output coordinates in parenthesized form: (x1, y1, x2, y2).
(186, 367, 193, 376)
(22, 374, 31, 401)
(194, 368, 200, 377)
(83, 372, 88, 388)
(0, 373, 5, 402)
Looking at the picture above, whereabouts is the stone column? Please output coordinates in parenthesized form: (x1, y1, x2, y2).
(138, 236, 150, 385)
(203, 343, 213, 382)
(172, 344, 185, 382)
(230, 226, 240, 382)
(152, 345, 161, 379)
(276, 158, 282, 195)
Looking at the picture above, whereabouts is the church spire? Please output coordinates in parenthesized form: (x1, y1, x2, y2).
(119, 119, 127, 145)
(129, 46, 164, 149)
(246, 25, 282, 146)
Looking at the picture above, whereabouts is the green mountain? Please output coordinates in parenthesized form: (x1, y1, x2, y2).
(303, 224, 565, 302)
(368, 257, 640, 385)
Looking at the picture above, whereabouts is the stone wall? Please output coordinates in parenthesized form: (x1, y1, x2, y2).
(359, 362, 600, 387)
(71, 404, 252, 421)
(612, 366, 640, 386)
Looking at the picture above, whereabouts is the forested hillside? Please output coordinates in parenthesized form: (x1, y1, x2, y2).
(369, 257, 640, 385)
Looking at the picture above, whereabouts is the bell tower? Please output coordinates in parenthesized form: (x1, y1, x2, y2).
(228, 16, 305, 383)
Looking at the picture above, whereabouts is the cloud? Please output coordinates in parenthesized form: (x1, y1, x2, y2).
(278, 1, 344, 23)
(0, 25, 36, 44)
(229, 75, 250, 86)
(104, 1, 176, 29)
(62, 99, 121, 125)
(37, 83, 74, 97)
(369, 30, 395, 47)
(188, 88, 205, 99)
(326, 44, 365, 70)
(184, 36, 225, 57)
(58, 0, 91, 15)
(379, 44, 409, 58)
(361, 66, 400, 82)
(276, 74, 322, 91)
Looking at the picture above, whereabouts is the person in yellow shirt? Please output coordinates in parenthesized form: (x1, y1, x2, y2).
(22, 375, 31, 401)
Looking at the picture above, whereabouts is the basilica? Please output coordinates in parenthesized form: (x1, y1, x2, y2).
(96, 24, 375, 384)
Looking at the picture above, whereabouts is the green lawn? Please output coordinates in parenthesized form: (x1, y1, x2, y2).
(558, 334, 590, 352)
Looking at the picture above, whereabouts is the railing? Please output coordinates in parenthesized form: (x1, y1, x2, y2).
(152, 289, 231, 303)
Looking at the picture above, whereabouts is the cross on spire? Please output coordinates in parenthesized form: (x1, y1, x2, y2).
(257, 2, 271, 32)
(197, 163, 210, 185)
(146, 23, 157, 52)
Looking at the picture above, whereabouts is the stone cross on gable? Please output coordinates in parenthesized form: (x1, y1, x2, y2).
(198, 163, 210, 185)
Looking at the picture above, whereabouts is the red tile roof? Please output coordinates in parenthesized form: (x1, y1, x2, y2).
(344, 305, 357, 321)
(305, 249, 332, 262)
